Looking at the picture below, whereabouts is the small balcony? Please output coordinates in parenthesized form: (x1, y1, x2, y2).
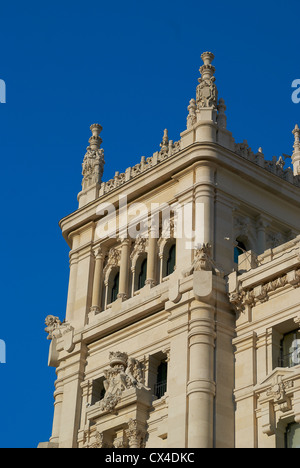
(154, 380, 167, 400)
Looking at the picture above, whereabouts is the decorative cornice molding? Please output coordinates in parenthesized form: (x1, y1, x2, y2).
(229, 267, 300, 315)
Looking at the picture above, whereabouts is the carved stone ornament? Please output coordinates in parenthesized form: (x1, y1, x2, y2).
(45, 315, 62, 340)
(86, 431, 107, 449)
(254, 369, 300, 436)
(183, 244, 223, 278)
(125, 419, 146, 448)
(45, 315, 74, 353)
(229, 268, 300, 315)
(82, 124, 105, 190)
(99, 352, 146, 413)
(187, 98, 197, 129)
(196, 52, 218, 109)
(103, 247, 121, 282)
(130, 235, 148, 266)
(160, 129, 169, 153)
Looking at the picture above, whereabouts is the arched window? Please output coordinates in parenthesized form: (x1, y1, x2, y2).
(286, 422, 300, 448)
(234, 239, 247, 264)
(110, 271, 119, 303)
(166, 244, 176, 276)
(138, 258, 147, 290)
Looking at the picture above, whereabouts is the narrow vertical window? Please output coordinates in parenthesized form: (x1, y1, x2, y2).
(166, 244, 176, 276)
(138, 258, 147, 290)
(154, 361, 168, 399)
(234, 240, 247, 264)
(110, 272, 119, 303)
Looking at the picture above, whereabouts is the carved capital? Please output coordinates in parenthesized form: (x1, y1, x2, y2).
(125, 419, 146, 448)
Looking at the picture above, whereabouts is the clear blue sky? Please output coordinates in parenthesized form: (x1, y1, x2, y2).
(0, 0, 299, 448)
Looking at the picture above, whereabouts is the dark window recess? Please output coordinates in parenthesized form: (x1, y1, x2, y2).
(234, 240, 247, 264)
(138, 259, 147, 290)
(166, 244, 176, 276)
(111, 272, 119, 303)
(154, 361, 168, 399)
(91, 377, 106, 405)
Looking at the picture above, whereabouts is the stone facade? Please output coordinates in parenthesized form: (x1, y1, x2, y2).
(39, 52, 300, 448)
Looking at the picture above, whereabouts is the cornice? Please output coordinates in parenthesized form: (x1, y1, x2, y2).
(59, 141, 300, 246)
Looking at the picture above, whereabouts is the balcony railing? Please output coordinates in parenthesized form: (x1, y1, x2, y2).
(154, 381, 167, 399)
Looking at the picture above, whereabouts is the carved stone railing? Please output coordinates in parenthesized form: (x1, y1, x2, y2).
(99, 138, 181, 196)
(98, 132, 300, 199)
(234, 141, 300, 187)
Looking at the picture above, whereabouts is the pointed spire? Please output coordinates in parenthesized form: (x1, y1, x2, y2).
(196, 52, 218, 109)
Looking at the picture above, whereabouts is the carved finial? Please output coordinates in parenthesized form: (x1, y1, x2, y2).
(196, 52, 218, 109)
(292, 124, 300, 176)
(89, 123, 102, 150)
(187, 98, 197, 128)
(293, 124, 300, 153)
(160, 129, 169, 152)
(81, 124, 105, 190)
(217, 98, 227, 129)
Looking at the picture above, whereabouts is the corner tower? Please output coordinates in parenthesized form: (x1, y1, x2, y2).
(40, 53, 300, 448)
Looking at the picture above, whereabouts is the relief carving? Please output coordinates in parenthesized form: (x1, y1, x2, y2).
(99, 352, 146, 413)
(196, 52, 218, 109)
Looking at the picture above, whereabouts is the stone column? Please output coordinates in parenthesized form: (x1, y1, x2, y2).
(194, 163, 216, 248)
(65, 251, 78, 323)
(187, 298, 216, 448)
(256, 216, 269, 255)
(146, 232, 157, 287)
(90, 247, 105, 313)
(50, 376, 64, 446)
(118, 238, 131, 300)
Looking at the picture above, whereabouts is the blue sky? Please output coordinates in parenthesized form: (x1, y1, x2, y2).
(0, 0, 299, 448)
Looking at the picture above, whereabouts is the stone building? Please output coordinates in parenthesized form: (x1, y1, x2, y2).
(40, 52, 300, 448)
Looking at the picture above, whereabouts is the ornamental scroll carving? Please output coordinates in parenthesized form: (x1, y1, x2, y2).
(99, 352, 146, 413)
